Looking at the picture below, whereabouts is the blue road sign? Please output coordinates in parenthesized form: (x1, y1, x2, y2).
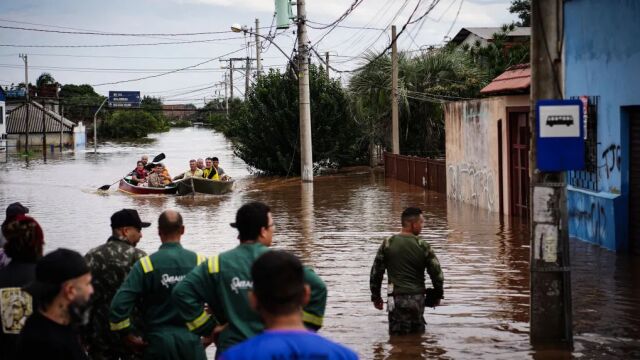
(536, 99, 584, 171)
(108, 91, 141, 108)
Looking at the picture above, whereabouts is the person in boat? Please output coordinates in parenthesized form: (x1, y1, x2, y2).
(211, 157, 229, 180)
(196, 159, 204, 170)
(173, 159, 204, 181)
(202, 158, 218, 180)
(131, 161, 149, 185)
(158, 163, 172, 185)
(147, 164, 170, 188)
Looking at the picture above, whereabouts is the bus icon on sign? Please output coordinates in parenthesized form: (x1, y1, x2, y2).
(546, 115, 574, 127)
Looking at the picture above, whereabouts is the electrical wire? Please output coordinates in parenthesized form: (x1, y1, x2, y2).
(0, 36, 246, 48)
(91, 46, 248, 87)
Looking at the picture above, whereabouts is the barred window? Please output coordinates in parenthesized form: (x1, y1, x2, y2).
(568, 96, 599, 191)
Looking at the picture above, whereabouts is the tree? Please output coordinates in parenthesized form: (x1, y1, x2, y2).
(36, 73, 56, 88)
(349, 48, 489, 158)
(460, 23, 530, 80)
(98, 110, 168, 139)
(509, 0, 531, 27)
(227, 66, 366, 175)
(59, 84, 106, 123)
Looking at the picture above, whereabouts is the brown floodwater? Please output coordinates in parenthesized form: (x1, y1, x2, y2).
(1, 127, 638, 359)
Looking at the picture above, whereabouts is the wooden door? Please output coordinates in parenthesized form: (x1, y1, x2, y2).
(509, 110, 530, 218)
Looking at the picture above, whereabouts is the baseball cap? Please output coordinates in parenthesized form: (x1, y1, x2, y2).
(24, 248, 90, 298)
(110, 209, 151, 229)
(6, 202, 29, 218)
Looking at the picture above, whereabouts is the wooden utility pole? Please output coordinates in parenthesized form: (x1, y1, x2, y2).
(255, 18, 261, 77)
(325, 52, 330, 78)
(297, 0, 313, 182)
(41, 100, 46, 157)
(19, 53, 29, 151)
(391, 25, 400, 154)
(529, 0, 573, 349)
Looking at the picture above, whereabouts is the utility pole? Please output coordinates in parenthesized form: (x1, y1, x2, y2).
(229, 60, 234, 100)
(19, 53, 29, 151)
(245, 55, 251, 100)
(255, 18, 261, 77)
(41, 100, 46, 157)
(325, 52, 330, 78)
(529, 0, 572, 349)
(297, 0, 313, 182)
(224, 73, 229, 117)
(93, 98, 107, 154)
(391, 25, 400, 154)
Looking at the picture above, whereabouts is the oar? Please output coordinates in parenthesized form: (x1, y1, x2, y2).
(98, 153, 166, 191)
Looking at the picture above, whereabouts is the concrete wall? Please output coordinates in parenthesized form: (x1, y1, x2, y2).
(445, 95, 529, 213)
(7, 133, 74, 151)
(564, 0, 640, 251)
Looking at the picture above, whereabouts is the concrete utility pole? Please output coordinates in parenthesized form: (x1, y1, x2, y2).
(229, 60, 234, 100)
(224, 73, 229, 116)
(93, 98, 107, 154)
(19, 53, 29, 151)
(41, 100, 46, 156)
(391, 25, 400, 154)
(325, 52, 330, 78)
(297, 0, 313, 182)
(255, 18, 261, 76)
(245, 55, 251, 100)
(529, 0, 573, 349)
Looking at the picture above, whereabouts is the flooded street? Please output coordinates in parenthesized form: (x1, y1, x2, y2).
(1, 127, 639, 359)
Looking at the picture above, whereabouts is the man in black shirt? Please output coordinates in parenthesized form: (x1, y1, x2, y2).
(18, 248, 94, 360)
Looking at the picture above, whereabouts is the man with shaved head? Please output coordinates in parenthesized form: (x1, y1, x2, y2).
(110, 210, 207, 360)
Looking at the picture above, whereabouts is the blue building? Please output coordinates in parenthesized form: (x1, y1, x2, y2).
(564, 0, 640, 252)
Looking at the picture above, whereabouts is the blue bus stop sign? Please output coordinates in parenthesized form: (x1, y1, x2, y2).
(536, 99, 584, 171)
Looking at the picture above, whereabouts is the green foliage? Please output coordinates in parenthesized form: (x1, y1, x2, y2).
(59, 84, 105, 124)
(98, 110, 169, 139)
(349, 48, 489, 157)
(36, 73, 56, 88)
(460, 23, 530, 80)
(227, 66, 366, 175)
(509, 0, 531, 27)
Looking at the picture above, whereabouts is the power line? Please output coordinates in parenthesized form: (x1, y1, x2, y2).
(306, 21, 385, 31)
(308, 0, 365, 30)
(0, 52, 285, 60)
(0, 36, 246, 48)
(91, 46, 248, 87)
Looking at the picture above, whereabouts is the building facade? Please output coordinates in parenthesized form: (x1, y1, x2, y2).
(564, 0, 640, 252)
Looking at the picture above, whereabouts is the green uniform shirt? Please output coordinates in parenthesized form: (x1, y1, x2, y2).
(370, 234, 444, 301)
(172, 242, 327, 354)
(109, 243, 206, 359)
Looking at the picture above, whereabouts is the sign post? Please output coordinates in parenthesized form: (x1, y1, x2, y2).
(108, 91, 141, 108)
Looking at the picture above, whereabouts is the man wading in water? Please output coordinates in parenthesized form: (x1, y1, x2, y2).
(370, 207, 445, 335)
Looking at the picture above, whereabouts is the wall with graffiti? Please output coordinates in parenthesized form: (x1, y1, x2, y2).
(445, 96, 528, 213)
(564, 0, 640, 251)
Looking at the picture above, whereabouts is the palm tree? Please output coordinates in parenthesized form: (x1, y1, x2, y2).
(36, 72, 56, 88)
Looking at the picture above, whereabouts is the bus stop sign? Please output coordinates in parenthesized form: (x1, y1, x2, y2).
(536, 99, 584, 171)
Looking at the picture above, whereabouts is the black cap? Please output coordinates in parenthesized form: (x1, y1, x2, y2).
(24, 248, 90, 298)
(6, 202, 29, 218)
(110, 209, 151, 229)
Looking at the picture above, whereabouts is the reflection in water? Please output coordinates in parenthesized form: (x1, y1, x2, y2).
(1, 128, 639, 359)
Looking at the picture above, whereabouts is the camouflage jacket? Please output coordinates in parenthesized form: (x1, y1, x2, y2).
(370, 234, 444, 302)
(84, 236, 146, 356)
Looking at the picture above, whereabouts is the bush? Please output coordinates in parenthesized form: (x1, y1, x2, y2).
(99, 110, 169, 139)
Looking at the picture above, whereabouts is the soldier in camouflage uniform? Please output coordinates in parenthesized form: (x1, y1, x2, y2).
(85, 209, 150, 360)
(370, 207, 444, 335)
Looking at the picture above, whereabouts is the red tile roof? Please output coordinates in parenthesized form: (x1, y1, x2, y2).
(480, 63, 530, 95)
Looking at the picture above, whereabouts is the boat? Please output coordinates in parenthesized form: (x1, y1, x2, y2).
(175, 176, 234, 195)
(118, 177, 178, 195)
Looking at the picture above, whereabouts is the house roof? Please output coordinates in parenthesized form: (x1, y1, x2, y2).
(451, 27, 531, 44)
(480, 63, 531, 95)
(6, 101, 75, 134)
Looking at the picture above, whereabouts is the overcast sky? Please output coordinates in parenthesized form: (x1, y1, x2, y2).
(0, 0, 517, 106)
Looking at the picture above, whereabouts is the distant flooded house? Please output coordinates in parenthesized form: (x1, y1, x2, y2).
(444, 64, 531, 216)
(5, 101, 75, 150)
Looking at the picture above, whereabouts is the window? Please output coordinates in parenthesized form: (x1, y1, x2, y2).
(568, 96, 599, 191)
